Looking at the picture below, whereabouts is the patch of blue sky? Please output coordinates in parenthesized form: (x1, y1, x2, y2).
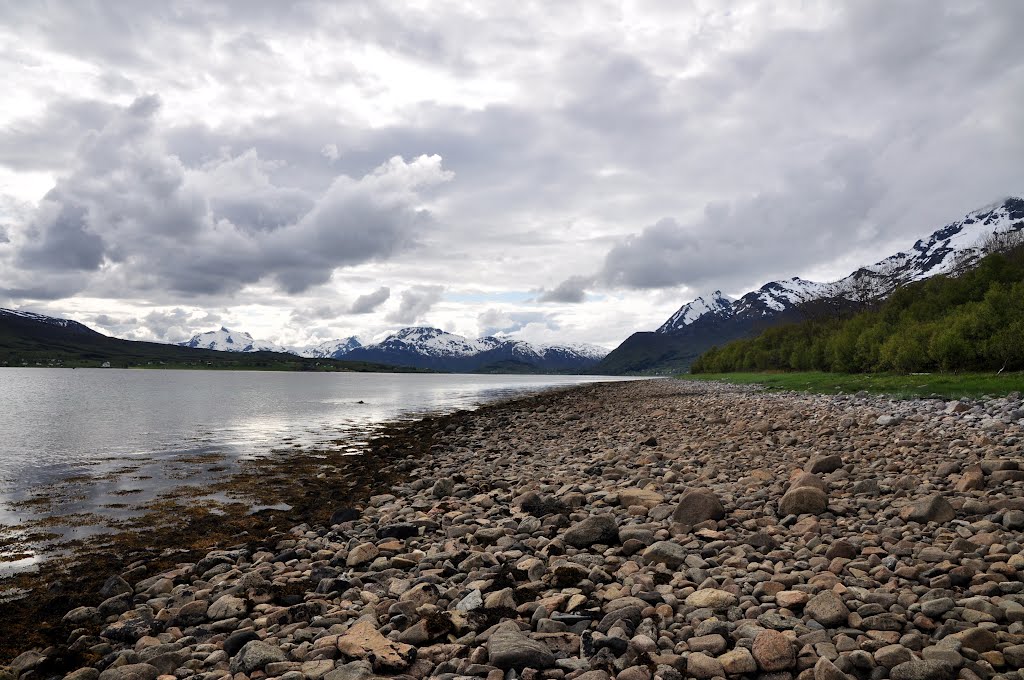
(445, 291, 533, 303)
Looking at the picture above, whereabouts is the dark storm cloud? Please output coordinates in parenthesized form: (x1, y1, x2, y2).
(350, 286, 391, 314)
(537, 275, 592, 303)
(4, 96, 452, 298)
(387, 286, 444, 324)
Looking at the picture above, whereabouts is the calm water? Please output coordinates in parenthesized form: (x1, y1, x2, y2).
(0, 369, 630, 572)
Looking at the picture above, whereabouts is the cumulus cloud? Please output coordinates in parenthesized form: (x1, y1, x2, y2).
(349, 286, 391, 314)
(537, 275, 592, 303)
(3, 96, 453, 299)
(135, 308, 222, 342)
(477, 308, 558, 337)
(321, 144, 340, 162)
(597, 144, 887, 291)
(387, 286, 444, 324)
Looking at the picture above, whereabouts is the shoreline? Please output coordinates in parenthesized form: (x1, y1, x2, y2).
(4, 379, 1024, 680)
(0, 382, 593, 664)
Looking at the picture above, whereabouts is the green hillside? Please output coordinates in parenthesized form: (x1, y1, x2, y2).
(692, 247, 1024, 374)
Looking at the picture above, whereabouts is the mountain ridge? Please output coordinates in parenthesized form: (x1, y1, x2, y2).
(597, 196, 1024, 374)
(180, 325, 608, 373)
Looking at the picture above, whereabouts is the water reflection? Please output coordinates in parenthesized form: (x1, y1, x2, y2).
(0, 369, 635, 568)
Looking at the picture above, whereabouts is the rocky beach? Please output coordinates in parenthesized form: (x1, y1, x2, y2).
(5, 378, 1024, 680)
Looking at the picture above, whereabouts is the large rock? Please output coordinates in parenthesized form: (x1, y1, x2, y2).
(346, 542, 380, 567)
(686, 652, 724, 679)
(230, 641, 286, 674)
(671, 489, 725, 525)
(618, 488, 665, 509)
(10, 652, 44, 677)
(563, 514, 618, 548)
(207, 594, 247, 620)
(63, 606, 102, 626)
(807, 454, 843, 474)
(780, 485, 828, 515)
(98, 664, 160, 680)
(752, 629, 795, 671)
(805, 590, 850, 627)
(685, 589, 738, 610)
(99, 574, 133, 599)
(814, 657, 850, 680)
(486, 622, 555, 670)
(1003, 644, 1024, 668)
(953, 627, 998, 652)
(64, 669, 100, 680)
(172, 599, 208, 627)
(223, 630, 261, 656)
(323, 661, 373, 680)
(642, 541, 687, 568)
(337, 620, 416, 672)
(719, 648, 757, 675)
(899, 495, 955, 523)
(791, 471, 827, 491)
(889, 660, 956, 680)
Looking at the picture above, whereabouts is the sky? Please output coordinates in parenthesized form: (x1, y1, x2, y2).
(1, 1, 1022, 350)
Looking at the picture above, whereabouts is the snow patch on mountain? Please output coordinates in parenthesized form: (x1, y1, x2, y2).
(356, 327, 609, 364)
(538, 342, 611, 361)
(1, 308, 77, 328)
(657, 291, 733, 331)
(294, 337, 362, 359)
(376, 327, 500, 357)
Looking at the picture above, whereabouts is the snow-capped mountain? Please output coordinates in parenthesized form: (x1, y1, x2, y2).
(657, 291, 733, 332)
(294, 337, 362, 359)
(659, 197, 1024, 333)
(0, 308, 100, 336)
(371, 327, 501, 357)
(344, 327, 609, 372)
(597, 196, 1024, 374)
(539, 342, 611, 362)
(179, 327, 290, 353)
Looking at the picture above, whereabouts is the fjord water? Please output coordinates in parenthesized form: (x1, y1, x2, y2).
(0, 369, 629, 569)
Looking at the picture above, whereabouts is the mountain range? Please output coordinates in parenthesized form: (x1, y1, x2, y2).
(179, 326, 608, 373)
(0, 308, 408, 372)
(596, 196, 1024, 374)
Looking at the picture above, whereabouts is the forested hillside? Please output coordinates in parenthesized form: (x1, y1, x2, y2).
(691, 245, 1024, 374)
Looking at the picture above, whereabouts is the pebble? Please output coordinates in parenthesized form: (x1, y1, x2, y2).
(8, 380, 1024, 680)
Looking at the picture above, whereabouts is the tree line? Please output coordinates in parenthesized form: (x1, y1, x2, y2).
(691, 244, 1024, 374)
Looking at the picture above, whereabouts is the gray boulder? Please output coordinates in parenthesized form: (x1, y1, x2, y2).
(805, 590, 850, 627)
(780, 486, 828, 515)
(486, 622, 555, 670)
(899, 495, 955, 523)
(563, 514, 618, 548)
(671, 489, 725, 525)
(229, 640, 287, 674)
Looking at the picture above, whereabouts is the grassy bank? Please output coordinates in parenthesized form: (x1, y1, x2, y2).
(683, 371, 1024, 399)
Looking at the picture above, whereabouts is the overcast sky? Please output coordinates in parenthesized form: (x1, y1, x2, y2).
(1, 1, 1022, 349)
